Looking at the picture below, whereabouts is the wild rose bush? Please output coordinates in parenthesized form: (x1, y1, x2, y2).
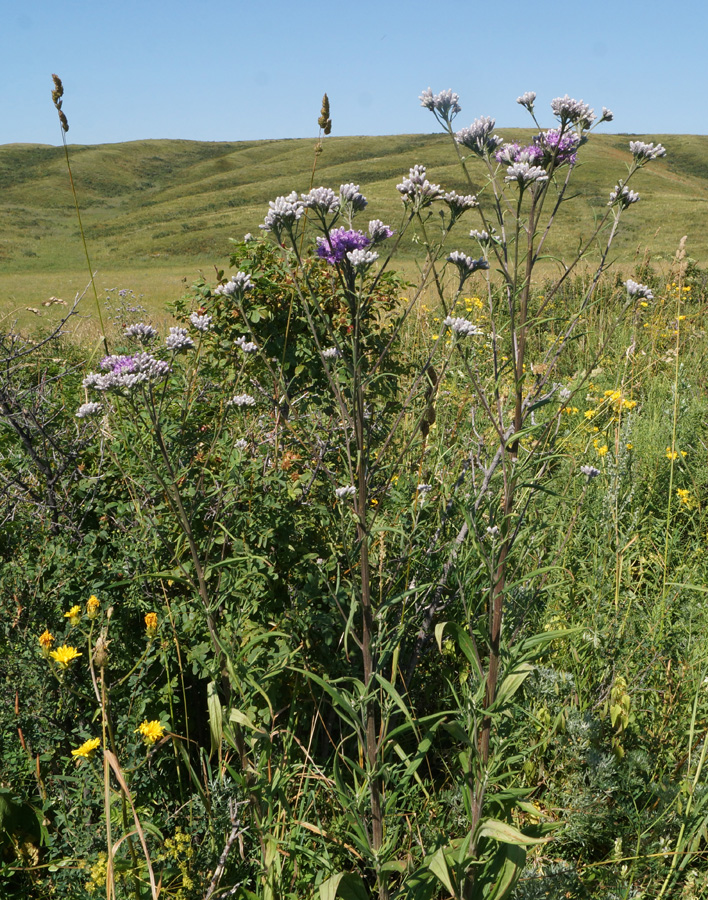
(3, 87, 705, 900)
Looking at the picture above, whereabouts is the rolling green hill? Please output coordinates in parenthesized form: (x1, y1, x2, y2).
(1, 131, 706, 324)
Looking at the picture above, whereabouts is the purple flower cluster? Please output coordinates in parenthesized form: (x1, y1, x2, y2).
(496, 129, 580, 169)
(316, 228, 371, 264)
(84, 352, 170, 392)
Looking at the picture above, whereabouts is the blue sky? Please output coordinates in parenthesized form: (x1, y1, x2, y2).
(3, 0, 706, 146)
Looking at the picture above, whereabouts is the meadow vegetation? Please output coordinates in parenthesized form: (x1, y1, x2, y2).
(1, 85, 708, 900)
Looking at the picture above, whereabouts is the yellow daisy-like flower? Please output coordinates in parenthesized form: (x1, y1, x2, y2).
(86, 595, 100, 619)
(64, 605, 81, 626)
(666, 448, 678, 460)
(71, 737, 101, 759)
(135, 720, 165, 746)
(144, 612, 158, 636)
(596, 445, 609, 457)
(39, 629, 55, 651)
(50, 645, 82, 667)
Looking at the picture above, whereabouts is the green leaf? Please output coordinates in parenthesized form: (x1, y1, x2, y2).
(207, 681, 223, 758)
(319, 872, 370, 900)
(477, 818, 550, 846)
(493, 663, 534, 707)
(428, 846, 456, 897)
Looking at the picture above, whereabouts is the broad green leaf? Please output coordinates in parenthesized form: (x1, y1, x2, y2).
(428, 846, 456, 897)
(477, 818, 550, 846)
(320, 872, 370, 900)
(207, 681, 223, 759)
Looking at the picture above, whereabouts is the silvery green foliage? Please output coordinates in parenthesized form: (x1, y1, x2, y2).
(505, 162, 549, 186)
(454, 116, 503, 156)
(609, 184, 640, 209)
(235, 336, 258, 353)
(625, 279, 654, 300)
(396, 164, 443, 207)
(75, 401, 103, 418)
(443, 316, 484, 337)
(165, 327, 194, 352)
(189, 313, 213, 332)
(339, 183, 368, 211)
(228, 393, 256, 407)
(123, 322, 158, 342)
(550, 95, 595, 128)
(419, 87, 461, 122)
(346, 248, 379, 270)
(516, 91, 536, 112)
(629, 140, 666, 161)
(260, 191, 305, 235)
(301, 187, 340, 212)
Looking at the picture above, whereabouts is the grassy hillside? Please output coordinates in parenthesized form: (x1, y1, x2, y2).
(1, 131, 707, 325)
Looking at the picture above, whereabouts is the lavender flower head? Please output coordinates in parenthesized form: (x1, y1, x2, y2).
(190, 312, 212, 332)
(516, 91, 537, 112)
(505, 162, 549, 187)
(123, 322, 158, 342)
(550, 95, 595, 128)
(316, 227, 371, 264)
(396, 165, 443, 207)
(419, 87, 461, 122)
(339, 183, 368, 212)
(368, 219, 394, 243)
(629, 141, 666, 161)
(347, 248, 379, 271)
(470, 229, 498, 247)
(165, 327, 194, 352)
(76, 401, 103, 418)
(609, 184, 640, 209)
(84, 352, 170, 392)
(260, 191, 305, 236)
(443, 191, 478, 216)
(447, 251, 489, 284)
(216, 271, 253, 296)
(601, 107, 614, 122)
(235, 335, 258, 353)
(538, 129, 580, 166)
(301, 187, 340, 213)
(455, 117, 503, 156)
(580, 465, 601, 479)
(625, 279, 654, 301)
(444, 316, 484, 337)
(228, 393, 256, 408)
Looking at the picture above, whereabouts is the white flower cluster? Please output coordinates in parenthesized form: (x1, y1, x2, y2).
(165, 327, 194, 352)
(516, 91, 537, 112)
(368, 219, 394, 242)
(228, 393, 256, 407)
(83, 353, 170, 393)
(322, 346, 342, 359)
(447, 251, 489, 280)
(260, 191, 305, 233)
(629, 141, 666, 161)
(419, 87, 461, 120)
(123, 322, 157, 342)
(346, 248, 379, 270)
(550, 95, 595, 128)
(505, 162, 549, 186)
(216, 272, 253, 296)
(469, 229, 497, 246)
(76, 401, 103, 418)
(609, 184, 640, 208)
(335, 485, 356, 499)
(580, 465, 601, 479)
(396, 165, 443, 207)
(455, 117, 503, 156)
(443, 191, 478, 214)
(189, 312, 212, 332)
(625, 280, 654, 301)
(234, 439, 248, 451)
(339, 183, 368, 211)
(301, 187, 340, 212)
(444, 316, 484, 337)
(235, 335, 258, 353)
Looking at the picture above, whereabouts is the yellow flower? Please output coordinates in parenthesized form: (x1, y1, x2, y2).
(64, 605, 81, 626)
(135, 720, 165, 746)
(144, 612, 158, 636)
(50, 645, 82, 667)
(39, 629, 55, 651)
(596, 445, 608, 457)
(71, 737, 101, 760)
(626, 443, 633, 450)
(86, 595, 100, 619)
(584, 410, 596, 420)
(666, 448, 678, 460)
